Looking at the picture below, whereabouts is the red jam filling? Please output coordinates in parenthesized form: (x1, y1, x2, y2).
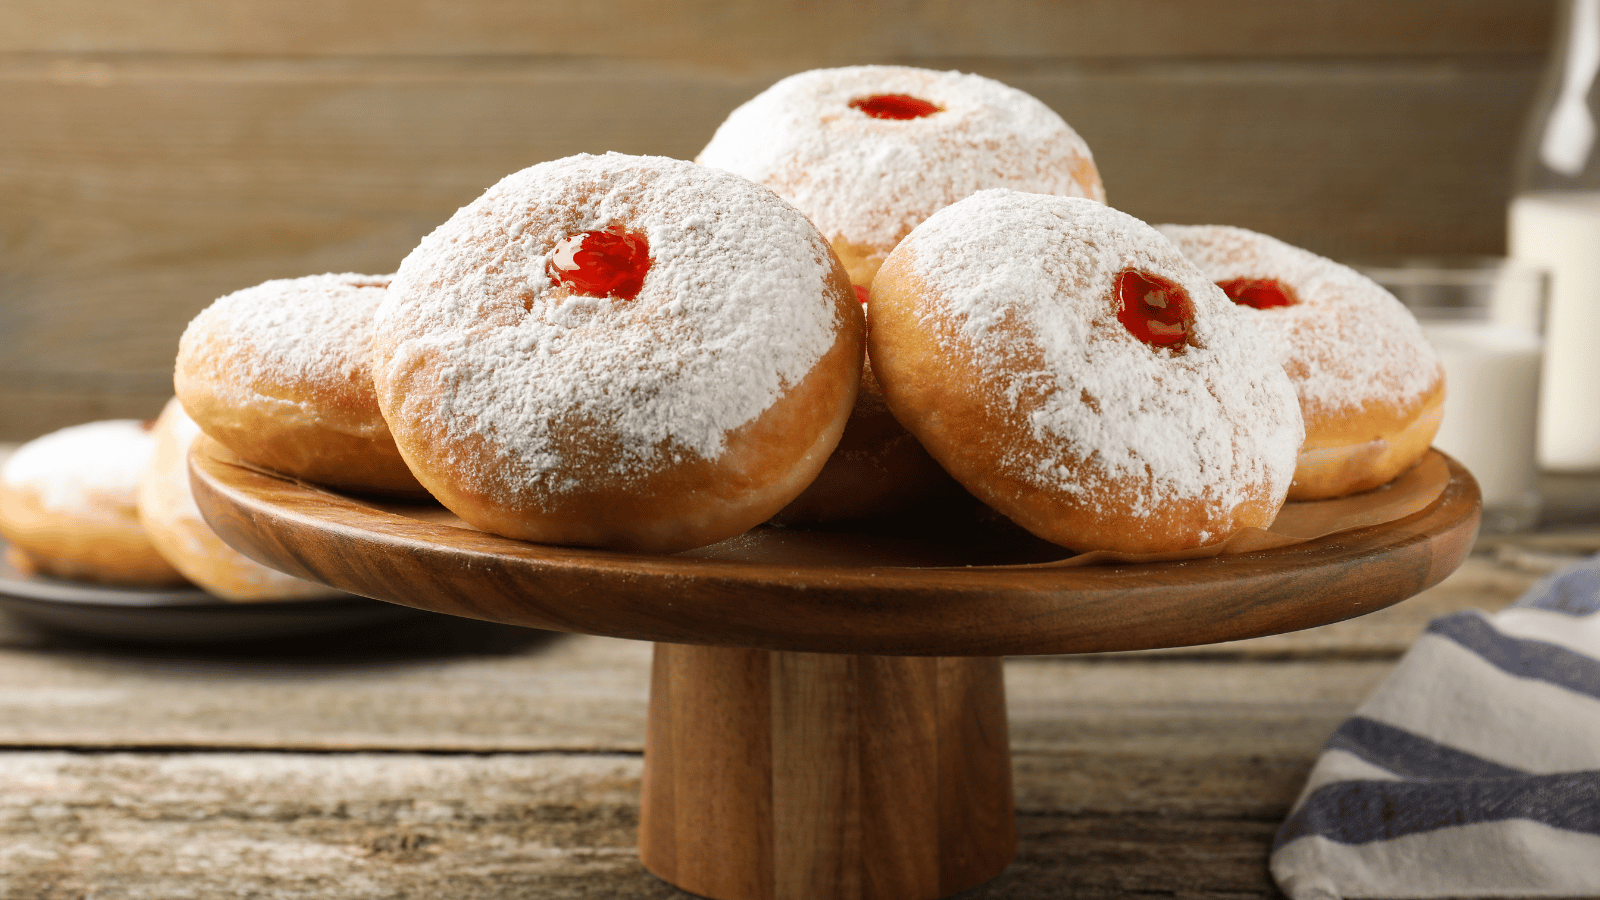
(1216, 277, 1297, 310)
(547, 228, 651, 300)
(849, 93, 942, 120)
(853, 285, 870, 304)
(1115, 269, 1193, 349)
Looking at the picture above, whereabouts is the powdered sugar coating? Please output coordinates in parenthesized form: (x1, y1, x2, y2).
(891, 191, 1303, 527)
(696, 66, 1104, 258)
(1156, 224, 1442, 417)
(176, 273, 392, 432)
(2, 420, 154, 513)
(377, 153, 846, 501)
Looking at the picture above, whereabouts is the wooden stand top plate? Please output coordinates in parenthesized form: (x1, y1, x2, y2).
(189, 439, 1480, 658)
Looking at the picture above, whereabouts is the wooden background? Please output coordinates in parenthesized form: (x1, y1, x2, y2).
(0, 0, 1557, 440)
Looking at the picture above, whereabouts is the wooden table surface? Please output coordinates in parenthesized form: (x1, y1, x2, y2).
(1, 514, 1589, 900)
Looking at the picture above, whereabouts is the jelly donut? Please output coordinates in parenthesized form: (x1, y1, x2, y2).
(174, 272, 425, 496)
(372, 153, 864, 553)
(1157, 224, 1446, 500)
(697, 65, 1105, 288)
(137, 398, 340, 601)
(701, 66, 1101, 522)
(0, 419, 189, 586)
(868, 191, 1305, 554)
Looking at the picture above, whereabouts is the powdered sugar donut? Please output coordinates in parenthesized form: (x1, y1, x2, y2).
(1157, 225, 1446, 500)
(137, 398, 341, 601)
(697, 65, 1105, 288)
(700, 66, 1101, 522)
(373, 153, 863, 553)
(869, 191, 1304, 554)
(174, 272, 425, 496)
(0, 419, 188, 586)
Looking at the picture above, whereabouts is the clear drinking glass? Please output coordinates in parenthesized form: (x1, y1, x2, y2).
(1355, 258, 1549, 533)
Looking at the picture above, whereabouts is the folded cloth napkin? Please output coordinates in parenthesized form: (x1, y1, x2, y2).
(1270, 556, 1600, 899)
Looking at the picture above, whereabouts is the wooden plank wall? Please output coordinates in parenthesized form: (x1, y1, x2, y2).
(0, 0, 1554, 440)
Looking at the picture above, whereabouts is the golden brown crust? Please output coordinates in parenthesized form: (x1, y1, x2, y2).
(136, 399, 341, 601)
(1288, 384, 1447, 501)
(373, 154, 865, 553)
(773, 242, 968, 526)
(385, 274, 863, 553)
(173, 275, 426, 497)
(1155, 223, 1447, 501)
(0, 481, 188, 588)
(770, 352, 963, 525)
(830, 236, 891, 289)
(174, 362, 423, 496)
(869, 242, 1289, 555)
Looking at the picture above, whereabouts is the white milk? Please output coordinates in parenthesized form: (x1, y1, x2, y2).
(1509, 191, 1600, 469)
(1423, 321, 1543, 511)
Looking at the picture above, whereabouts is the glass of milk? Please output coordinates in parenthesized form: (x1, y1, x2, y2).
(1356, 259, 1548, 533)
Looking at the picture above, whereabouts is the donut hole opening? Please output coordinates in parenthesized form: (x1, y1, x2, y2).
(548, 228, 652, 301)
(1115, 269, 1194, 352)
(848, 93, 943, 120)
(1217, 277, 1298, 310)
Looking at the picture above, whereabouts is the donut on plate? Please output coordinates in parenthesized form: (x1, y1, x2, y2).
(372, 152, 863, 553)
(1157, 224, 1446, 500)
(698, 66, 1104, 522)
(174, 272, 425, 496)
(0, 419, 189, 586)
(137, 398, 341, 602)
(868, 191, 1305, 554)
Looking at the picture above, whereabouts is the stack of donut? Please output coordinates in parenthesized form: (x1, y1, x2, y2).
(138, 398, 343, 600)
(698, 66, 1106, 522)
(145, 64, 1445, 561)
(0, 407, 342, 598)
(0, 419, 187, 586)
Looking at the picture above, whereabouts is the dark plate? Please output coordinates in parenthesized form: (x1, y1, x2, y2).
(0, 541, 419, 643)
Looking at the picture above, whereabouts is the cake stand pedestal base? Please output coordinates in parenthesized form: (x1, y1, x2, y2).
(639, 644, 1015, 900)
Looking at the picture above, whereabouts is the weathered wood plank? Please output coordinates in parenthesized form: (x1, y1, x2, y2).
(1036, 58, 1540, 262)
(0, 741, 1321, 899)
(0, 0, 1553, 60)
(0, 625, 652, 750)
(0, 751, 664, 900)
(0, 627, 1388, 755)
(0, 56, 1541, 437)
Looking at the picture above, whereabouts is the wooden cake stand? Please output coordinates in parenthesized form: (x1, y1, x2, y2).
(189, 440, 1480, 900)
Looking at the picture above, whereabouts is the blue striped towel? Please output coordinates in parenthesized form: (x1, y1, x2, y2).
(1270, 556, 1600, 899)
